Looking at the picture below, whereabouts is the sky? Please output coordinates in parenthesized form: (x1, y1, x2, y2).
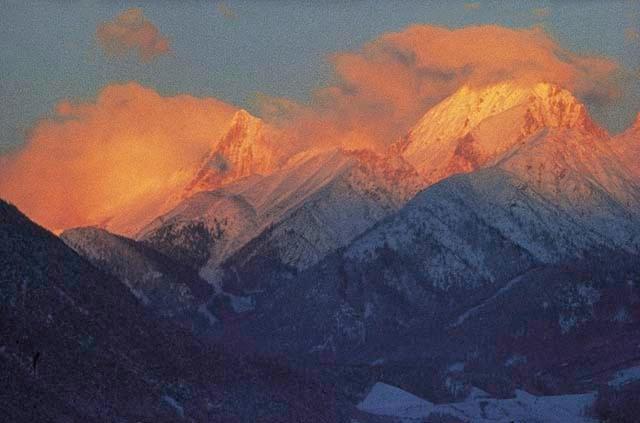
(1, 0, 639, 155)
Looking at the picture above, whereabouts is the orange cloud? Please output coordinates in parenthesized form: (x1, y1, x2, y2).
(217, 2, 237, 20)
(464, 3, 481, 11)
(625, 28, 639, 42)
(261, 25, 618, 152)
(97, 8, 171, 62)
(0, 83, 237, 234)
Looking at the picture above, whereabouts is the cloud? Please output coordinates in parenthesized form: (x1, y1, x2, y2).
(625, 28, 639, 42)
(260, 25, 618, 152)
(97, 8, 171, 63)
(532, 7, 550, 18)
(217, 2, 237, 19)
(0, 83, 237, 234)
(464, 3, 481, 11)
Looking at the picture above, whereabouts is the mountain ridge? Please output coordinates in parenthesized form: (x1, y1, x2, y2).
(183, 109, 285, 199)
(394, 81, 607, 185)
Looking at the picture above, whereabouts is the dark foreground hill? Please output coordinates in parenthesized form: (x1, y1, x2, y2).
(0, 199, 348, 422)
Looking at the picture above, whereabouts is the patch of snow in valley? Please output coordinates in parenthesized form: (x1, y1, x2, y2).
(358, 382, 434, 418)
(357, 382, 596, 422)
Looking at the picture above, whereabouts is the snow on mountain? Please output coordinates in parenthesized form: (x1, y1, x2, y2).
(357, 382, 434, 416)
(142, 147, 422, 288)
(357, 382, 597, 422)
(232, 117, 640, 371)
(183, 109, 285, 198)
(221, 148, 422, 274)
(495, 128, 640, 250)
(136, 150, 354, 273)
(350, 127, 640, 270)
(61, 226, 213, 326)
(137, 190, 259, 270)
(138, 82, 617, 283)
(134, 84, 640, 379)
(394, 82, 606, 185)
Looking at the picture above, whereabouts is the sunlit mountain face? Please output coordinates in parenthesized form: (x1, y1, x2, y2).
(1, 2, 640, 422)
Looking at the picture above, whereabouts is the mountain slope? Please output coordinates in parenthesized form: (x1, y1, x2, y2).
(61, 226, 214, 329)
(0, 199, 349, 422)
(137, 190, 259, 270)
(340, 127, 640, 328)
(0, 199, 201, 421)
(220, 149, 422, 281)
(141, 148, 422, 291)
(230, 124, 640, 373)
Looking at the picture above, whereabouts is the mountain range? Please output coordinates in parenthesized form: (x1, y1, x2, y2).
(3, 80, 640, 421)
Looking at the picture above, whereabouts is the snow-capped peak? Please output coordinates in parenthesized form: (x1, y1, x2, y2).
(183, 109, 282, 197)
(225, 109, 263, 145)
(395, 81, 605, 184)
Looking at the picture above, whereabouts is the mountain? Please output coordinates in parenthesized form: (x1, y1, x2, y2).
(394, 82, 606, 185)
(334, 127, 640, 351)
(219, 149, 422, 281)
(61, 226, 216, 330)
(141, 83, 605, 285)
(58, 111, 266, 238)
(137, 190, 259, 270)
(183, 109, 284, 198)
(226, 121, 640, 402)
(27, 80, 640, 419)
(0, 199, 349, 422)
(140, 148, 422, 296)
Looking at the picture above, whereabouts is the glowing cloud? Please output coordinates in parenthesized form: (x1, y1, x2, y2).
(217, 2, 237, 20)
(0, 83, 237, 234)
(97, 8, 171, 62)
(261, 25, 618, 152)
(625, 28, 639, 42)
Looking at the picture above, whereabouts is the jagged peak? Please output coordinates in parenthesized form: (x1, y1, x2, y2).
(530, 82, 576, 101)
(182, 110, 279, 198)
(220, 109, 265, 148)
(392, 81, 609, 184)
(399, 81, 604, 162)
(410, 81, 591, 138)
(229, 108, 262, 129)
